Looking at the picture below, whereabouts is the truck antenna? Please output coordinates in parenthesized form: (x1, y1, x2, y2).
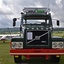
(48, 0, 51, 9)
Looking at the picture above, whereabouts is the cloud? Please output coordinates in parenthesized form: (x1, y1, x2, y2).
(56, 0, 63, 8)
(0, 0, 13, 15)
(0, 0, 64, 28)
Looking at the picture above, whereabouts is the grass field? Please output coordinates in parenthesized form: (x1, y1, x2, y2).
(0, 41, 15, 64)
(52, 31, 64, 37)
(0, 40, 64, 64)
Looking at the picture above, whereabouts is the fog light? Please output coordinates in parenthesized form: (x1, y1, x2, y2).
(15, 56, 19, 58)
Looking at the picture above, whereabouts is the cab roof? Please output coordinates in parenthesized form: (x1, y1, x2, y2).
(23, 13, 51, 20)
(23, 8, 51, 20)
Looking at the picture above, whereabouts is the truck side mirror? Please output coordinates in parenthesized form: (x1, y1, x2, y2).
(13, 18, 17, 26)
(57, 20, 60, 26)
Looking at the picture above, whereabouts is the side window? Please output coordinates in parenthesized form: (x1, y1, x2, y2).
(47, 20, 49, 24)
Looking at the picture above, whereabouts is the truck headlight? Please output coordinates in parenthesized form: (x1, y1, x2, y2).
(12, 42, 23, 49)
(52, 42, 63, 48)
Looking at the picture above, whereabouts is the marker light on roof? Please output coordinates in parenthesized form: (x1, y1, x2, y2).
(36, 10, 45, 13)
(23, 8, 50, 14)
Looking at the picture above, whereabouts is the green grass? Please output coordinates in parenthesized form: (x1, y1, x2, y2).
(0, 41, 64, 64)
(52, 31, 64, 37)
(0, 41, 15, 64)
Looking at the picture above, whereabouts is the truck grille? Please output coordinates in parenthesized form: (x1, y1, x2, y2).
(26, 30, 49, 46)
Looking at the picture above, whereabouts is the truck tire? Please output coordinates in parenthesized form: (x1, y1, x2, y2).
(16, 63, 21, 64)
(14, 55, 28, 64)
(51, 55, 60, 63)
(14, 55, 21, 63)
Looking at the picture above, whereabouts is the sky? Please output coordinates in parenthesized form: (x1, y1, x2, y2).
(0, 0, 64, 28)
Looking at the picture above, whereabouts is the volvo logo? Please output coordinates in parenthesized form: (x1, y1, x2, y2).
(35, 36, 40, 40)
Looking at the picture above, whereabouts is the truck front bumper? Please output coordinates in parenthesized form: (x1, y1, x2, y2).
(10, 49, 64, 55)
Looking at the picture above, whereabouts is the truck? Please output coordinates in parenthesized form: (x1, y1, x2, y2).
(10, 8, 64, 64)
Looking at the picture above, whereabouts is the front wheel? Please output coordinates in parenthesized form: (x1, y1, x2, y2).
(14, 55, 28, 64)
(51, 55, 60, 63)
(14, 55, 21, 64)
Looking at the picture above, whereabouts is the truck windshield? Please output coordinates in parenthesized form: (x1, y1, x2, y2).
(22, 19, 50, 30)
(23, 19, 49, 25)
(26, 20, 46, 24)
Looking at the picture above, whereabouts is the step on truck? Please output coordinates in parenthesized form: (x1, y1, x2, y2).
(10, 8, 64, 64)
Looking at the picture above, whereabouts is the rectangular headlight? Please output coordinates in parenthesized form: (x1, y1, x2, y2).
(12, 42, 23, 49)
(52, 42, 63, 49)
